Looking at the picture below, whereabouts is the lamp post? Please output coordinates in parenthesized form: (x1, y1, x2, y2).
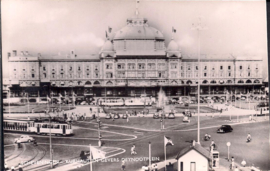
(46, 112, 53, 168)
(192, 17, 207, 144)
(226, 142, 231, 161)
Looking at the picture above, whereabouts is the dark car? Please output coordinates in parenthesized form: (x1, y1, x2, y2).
(153, 113, 160, 119)
(217, 125, 233, 133)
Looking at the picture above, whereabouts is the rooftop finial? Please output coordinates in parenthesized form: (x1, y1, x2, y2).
(172, 27, 176, 40)
(135, 0, 140, 17)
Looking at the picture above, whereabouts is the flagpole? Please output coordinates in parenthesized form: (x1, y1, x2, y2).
(164, 137, 167, 171)
(27, 93, 30, 114)
(149, 142, 151, 168)
(89, 144, 92, 171)
(8, 90, 11, 115)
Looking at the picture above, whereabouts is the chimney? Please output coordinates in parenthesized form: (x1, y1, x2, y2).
(7, 52, 11, 58)
(12, 50, 17, 57)
(71, 50, 75, 58)
(192, 140, 196, 147)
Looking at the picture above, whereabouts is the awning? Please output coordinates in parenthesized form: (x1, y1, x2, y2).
(31, 82, 35, 85)
(60, 82, 65, 85)
(51, 82, 56, 85)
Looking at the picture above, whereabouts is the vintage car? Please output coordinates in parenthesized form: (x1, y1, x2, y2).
(183, 116, 190, 123)
(122, 114, 128, 119)
(153, 113, 160, 119)
(105, 114, 112, 119)
(14, 135, 35, 143)
(217, 125, 233, 133)
(168, 113, 175, 119)
(113, 113, 120, 119)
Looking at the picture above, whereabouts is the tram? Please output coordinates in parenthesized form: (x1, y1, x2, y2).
(3, 119, 73, 136)
(98, 98, 125, 106)
(125, 98, 146, 106)
(255, 102, 269, 115)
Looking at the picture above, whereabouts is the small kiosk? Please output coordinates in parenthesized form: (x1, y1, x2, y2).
(212, 150, 220, 168)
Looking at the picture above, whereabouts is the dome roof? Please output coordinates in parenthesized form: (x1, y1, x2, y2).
(101, 40, 114, 51)
(113, 18, 164, 40)
(167, 39, 179, 51)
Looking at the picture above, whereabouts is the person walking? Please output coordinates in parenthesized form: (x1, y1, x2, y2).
(241, 159, 246, 167)
(121, 160, 126, 171)
(131, 144, 137, 155)
(126, 115, 129, 123)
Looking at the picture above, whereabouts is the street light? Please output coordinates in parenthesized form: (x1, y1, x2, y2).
(45, 112, 54, 168)
(226, 142, 231, 161)
(192, 17, 207, 144)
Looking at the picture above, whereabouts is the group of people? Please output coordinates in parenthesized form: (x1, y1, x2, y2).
(4, 161, 24, 171)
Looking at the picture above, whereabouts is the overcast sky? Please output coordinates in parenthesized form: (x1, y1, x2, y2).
(1, 0, 268, 79)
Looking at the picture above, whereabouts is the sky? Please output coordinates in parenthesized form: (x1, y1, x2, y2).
(1, 0, 268, 79)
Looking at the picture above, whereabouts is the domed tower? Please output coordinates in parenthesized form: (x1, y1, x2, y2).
(99, 36, 116, 58)
(166, 39, 181, 58)
(112, 10, 166, 56)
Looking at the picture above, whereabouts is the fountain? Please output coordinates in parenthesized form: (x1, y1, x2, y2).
(157, 87, 167, 109)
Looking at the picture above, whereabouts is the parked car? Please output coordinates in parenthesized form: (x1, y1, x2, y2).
(14, 135, 35, 143)
(183, 116, 190, 123)
(80, 101, 87, 105)
(38, 100, 48, 104)
(217, 125, 233, 133)
(105, 114, 112, 119)
(122, 114, 128, 119)
(168, 113, 175, 119)
(153, 113, 160, 119)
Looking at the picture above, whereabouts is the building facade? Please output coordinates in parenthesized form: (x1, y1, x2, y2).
(6, 14, 263, 102)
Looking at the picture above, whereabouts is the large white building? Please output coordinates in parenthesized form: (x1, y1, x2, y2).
(5, 5, 263, 103)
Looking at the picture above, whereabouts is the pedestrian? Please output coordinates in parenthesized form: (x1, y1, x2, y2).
(126, 115, 129, 123)
(153, 164, 158, 171)
(18, 164, 23, 171)
(210, 140, 216, 150)
(121, 159, 126, 171)
(249, 115, 252, 121)
(231, 156, 235, 169)
(131, 144, 137, 155)
(98, 139, 102, 147)
(17, 140, 21, 148)
(241, 159, 246, 167)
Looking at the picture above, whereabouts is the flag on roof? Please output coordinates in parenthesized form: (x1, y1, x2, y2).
(172, 27, 176, 33)
(90, 146, 106, 159)
(164, 136, 174, 147)
(108, 26, 112, 33)
(105, 31, 108, 39)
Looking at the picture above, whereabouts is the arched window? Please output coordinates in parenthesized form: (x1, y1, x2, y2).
(202, 80, 208, 84)
(238, 80, 244, 84)
(246, 80, 252, 84)
(210, 80, 216, 84)
(186, 80, 192, 84)
(254, 79, 260, 84)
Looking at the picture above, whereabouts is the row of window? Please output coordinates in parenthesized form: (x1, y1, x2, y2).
(42, 65, 99, 72)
